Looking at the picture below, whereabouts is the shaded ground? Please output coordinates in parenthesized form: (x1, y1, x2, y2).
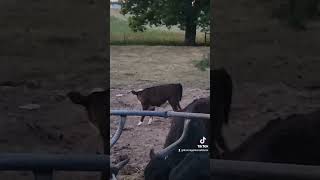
(213, 0, 320, 154)
(110, 46, 210, 180)
(0, 0, 106, 179)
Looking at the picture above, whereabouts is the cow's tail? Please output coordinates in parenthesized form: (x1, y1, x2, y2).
(177, 83, 183, 101)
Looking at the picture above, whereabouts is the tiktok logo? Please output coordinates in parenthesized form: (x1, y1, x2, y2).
(200, 136, 206, 144)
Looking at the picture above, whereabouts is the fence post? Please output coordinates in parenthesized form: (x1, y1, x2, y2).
(205, 32, 207, 44)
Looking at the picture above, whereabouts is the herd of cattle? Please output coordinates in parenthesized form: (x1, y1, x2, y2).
(67, 67, 320, 180)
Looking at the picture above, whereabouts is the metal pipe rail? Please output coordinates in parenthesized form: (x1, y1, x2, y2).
(110, 115, 126, 148)
(110, 110, 210, 119)
(110, 110, 210, 147)
(211, 159, 320, 180)
(0, 153, 109, 180)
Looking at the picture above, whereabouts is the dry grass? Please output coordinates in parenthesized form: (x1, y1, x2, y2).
(110, 46, 210, 89)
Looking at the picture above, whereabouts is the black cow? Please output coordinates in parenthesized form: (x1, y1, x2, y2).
(131, 83, 183, 126)
(212, 68, 233, 157)
(168, 152, 210, 180)
(213, 111, 320, 180)
(144, 98, 210, 180)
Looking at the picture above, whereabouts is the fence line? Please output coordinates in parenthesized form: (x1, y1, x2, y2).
(0, 153, 109, 180)
(1, 110, 320, 180)
(110, 110, 210, 148)
(110, 110, 210, 119)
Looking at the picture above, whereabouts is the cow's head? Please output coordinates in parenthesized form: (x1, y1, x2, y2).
(131, 89, 144, 103)
(67, 89, 109, 156)
(145, 118, 192, 180)
(144, 149, 171, 180)
(67, 89, 107, 128)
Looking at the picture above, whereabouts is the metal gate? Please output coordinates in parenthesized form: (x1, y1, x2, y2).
(0, 153, 109, 180)
(110, 110, 210, 147)
(1, 110, 319, 180)
(0, 110, 210, 180)
(211, 159, 320, 179)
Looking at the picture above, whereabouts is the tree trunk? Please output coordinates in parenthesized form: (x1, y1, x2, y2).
(184, 0, 197, 46)
(185, 21, 197, 46)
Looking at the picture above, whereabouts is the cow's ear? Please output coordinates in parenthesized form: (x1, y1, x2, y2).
(149, 149, 156, 159)
(131, 90, 138, 95)
(67, 91, 89, 107)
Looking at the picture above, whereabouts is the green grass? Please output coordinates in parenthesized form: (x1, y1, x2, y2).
(193, 54, 210, 71)
(110, 15, 210, 46)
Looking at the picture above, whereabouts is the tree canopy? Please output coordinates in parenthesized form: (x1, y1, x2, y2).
(121, 0, 210, 45)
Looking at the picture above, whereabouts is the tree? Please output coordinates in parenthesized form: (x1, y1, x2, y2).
(121, 0, 210, 46)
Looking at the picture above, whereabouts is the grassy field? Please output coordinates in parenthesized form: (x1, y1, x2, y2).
(110, 9, 210, 46)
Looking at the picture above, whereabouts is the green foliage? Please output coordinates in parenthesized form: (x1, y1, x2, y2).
(110, 16, 131, 33)
(194, 54, 210, 71)
(121, 0, 210, 33)
(110, 15, 210, 46)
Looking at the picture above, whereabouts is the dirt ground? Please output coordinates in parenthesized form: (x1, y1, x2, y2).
(1, 0, 320, 180)
(213, 0, 320, 164)
(110, 46, 209, 180)
(0, 0, 107, 179)
(117, 0, 320, 179)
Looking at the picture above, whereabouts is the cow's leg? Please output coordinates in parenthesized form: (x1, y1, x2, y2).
(215, 117, 229, 152)
(138, 104, 149, 126)
(138, 116, 145, 126)
(177, 102, 182, 110)
(147, 106, 155, 125)
(168, 99, 180, 111)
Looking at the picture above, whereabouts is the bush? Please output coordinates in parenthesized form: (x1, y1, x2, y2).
(194, 54, 210, 71)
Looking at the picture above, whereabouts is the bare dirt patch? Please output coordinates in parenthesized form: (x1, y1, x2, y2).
(110, 46, 210, 89)
(0, 0, 106, 179)
(214, 0, 320, 159)
(110, 46, 209, 179)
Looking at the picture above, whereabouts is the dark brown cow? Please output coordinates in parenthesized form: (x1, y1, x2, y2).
(212, 68, 233, 157)
(131, 83, 183, 126)
(67, 90, 109, 154)
(214, 111, 320, 180)
(67, 89, 129, 180)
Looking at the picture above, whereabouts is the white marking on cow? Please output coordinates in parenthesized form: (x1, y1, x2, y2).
(137, 121, 143, 126)
(148, 117, 153, 125)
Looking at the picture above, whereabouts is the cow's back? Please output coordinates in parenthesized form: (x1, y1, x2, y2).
(222, 111, 320, 165)
(142, 84, 182, 106)
(164, 98, 210, 148)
